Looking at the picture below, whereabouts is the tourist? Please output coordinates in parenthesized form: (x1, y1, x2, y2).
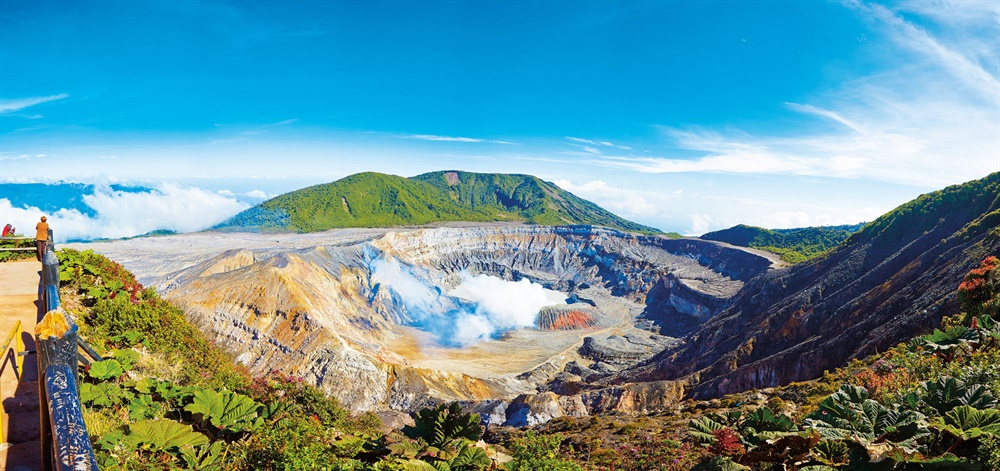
(35, 216, 49, 261)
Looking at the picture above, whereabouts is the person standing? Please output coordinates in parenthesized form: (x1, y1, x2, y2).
(35, 216, 49, 261)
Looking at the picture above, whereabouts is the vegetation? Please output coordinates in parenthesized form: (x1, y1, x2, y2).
(850, 173, 1000, 249)
(700, 223, 865, 264)
(217, 170, 660, 234)
(0, 234, 34, 262)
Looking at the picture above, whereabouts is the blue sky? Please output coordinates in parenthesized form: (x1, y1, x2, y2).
(1, 0, 998, 237)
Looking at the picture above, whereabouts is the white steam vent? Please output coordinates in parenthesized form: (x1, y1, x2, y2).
(367, 249, 566, 346)
(448, 273, 566, 345)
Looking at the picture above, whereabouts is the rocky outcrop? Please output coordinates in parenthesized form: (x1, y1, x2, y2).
(536, 305, 597, 330)
(501, 380, 686, 427)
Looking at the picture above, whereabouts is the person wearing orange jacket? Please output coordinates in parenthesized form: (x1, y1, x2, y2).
(35, 216, 49, 261)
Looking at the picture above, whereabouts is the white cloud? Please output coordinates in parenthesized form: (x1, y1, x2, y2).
(0, 183, 248, 241)
(761, 207, 883, 230)
(566, 137, 600, 145)
(401, 134, 515, 145)
(690, 213, 713, 235)
(553, 179, 662, 217)
(0, 154, 43, 161)
(0, 94, 69, 113)
(785, 103, 865, 133)
(244, 189, 268, 198)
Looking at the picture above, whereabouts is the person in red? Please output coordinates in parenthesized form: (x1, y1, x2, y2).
(35, 216, 49, 261)
(1, 224, 11, 237)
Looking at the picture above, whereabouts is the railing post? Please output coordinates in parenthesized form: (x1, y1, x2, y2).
(42, 245, 60, 312)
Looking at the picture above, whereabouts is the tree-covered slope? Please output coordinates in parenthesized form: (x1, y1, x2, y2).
(700, 223, 865, 263)
(218, 170, 660, 234)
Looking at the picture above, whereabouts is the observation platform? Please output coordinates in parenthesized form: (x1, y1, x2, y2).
(1, 259, 43, 471)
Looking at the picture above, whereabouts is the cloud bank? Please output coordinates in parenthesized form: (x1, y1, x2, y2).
(0, 183, 249, 241)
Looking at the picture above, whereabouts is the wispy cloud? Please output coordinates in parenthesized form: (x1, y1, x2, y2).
(265, 118, 298, 127)
(208, 137, 251, 145)
(784, 103, 865, 133)
(0, 153, 47, 161)
(597, 1, 999, 189)
(847, 0, 1000, 103)
(398, 133, 515, 145)
(0, 94, 69, 114)
(566, 136, 632, 150)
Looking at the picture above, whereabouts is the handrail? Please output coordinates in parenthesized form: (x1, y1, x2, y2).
(1, 320, 24, 377)
(1, 319, 25, 447)
(77, 337, 104, 363)
(36, 236, 99, 471)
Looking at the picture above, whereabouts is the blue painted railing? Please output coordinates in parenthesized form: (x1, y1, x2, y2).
(36, 235, 100, 471)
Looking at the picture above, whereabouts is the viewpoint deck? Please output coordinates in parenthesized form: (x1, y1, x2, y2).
(0, 259, 42, 471)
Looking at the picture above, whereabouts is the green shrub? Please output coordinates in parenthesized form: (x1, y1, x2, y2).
(506, 432, 582, 471)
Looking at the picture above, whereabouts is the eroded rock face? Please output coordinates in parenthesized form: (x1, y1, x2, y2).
(74, 225, 773, 418)
(622, 174, 1000, 399)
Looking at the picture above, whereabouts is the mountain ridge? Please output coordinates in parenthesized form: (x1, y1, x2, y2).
(217, 170, 662, 234)
(700, 223, 866, 263)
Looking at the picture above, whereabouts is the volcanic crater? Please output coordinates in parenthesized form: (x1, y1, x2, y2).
(73, 224, 777, 420)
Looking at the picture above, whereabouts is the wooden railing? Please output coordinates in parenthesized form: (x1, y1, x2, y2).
(1, 319, 25, 445)
(35, 237, 100, 471)
(0, 236, 36, 254)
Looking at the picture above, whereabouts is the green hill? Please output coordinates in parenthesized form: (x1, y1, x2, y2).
(217, 170, 661, 234)
(700, 223, 865, 263)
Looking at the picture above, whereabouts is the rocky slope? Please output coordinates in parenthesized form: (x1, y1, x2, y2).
(75, 225, 774, 420)
(624, 172, 1000, 398)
